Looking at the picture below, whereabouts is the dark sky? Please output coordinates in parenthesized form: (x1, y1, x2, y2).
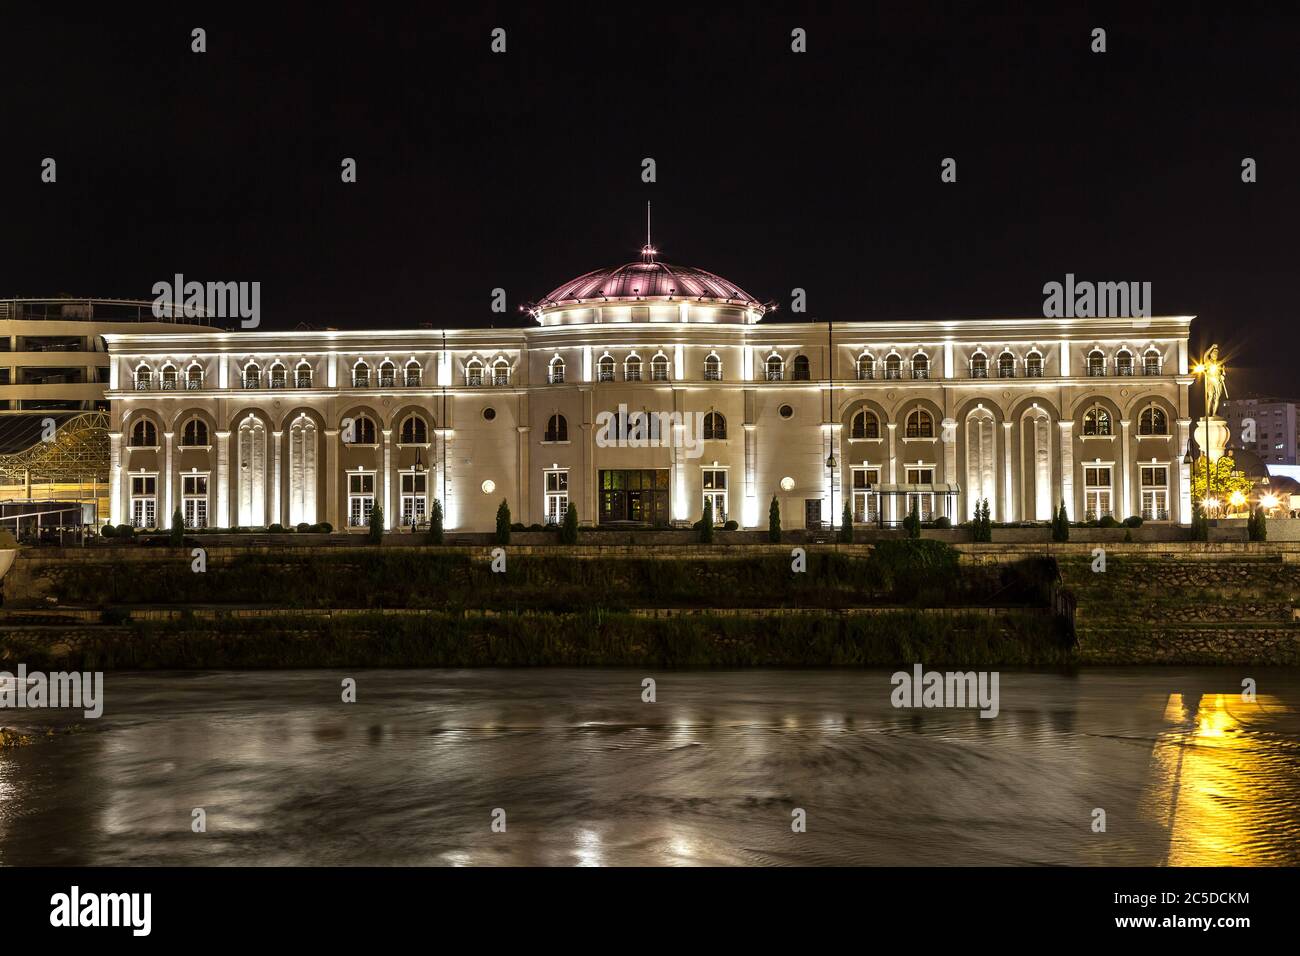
(3, 4, 1297, 399)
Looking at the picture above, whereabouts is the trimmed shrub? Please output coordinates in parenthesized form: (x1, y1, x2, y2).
(933, 515, 952, 529)
(319, 522, 333, 533)
(1122, 515, 1143, 528)
(510, 522, 525, 532)
(268, 523, 286, 533)
(368, 505, 384, 544)
(723, 519, 739, 531)
(698, 501, 714, 544)
(1098, 514, 1120, 528)
(768, 495, 781, 543)
(297, 522, 311, 533)
(1248, 505, 1267, 542)
(429, 500, 444, 545)
(1191, 499, 1209, 542)
(1051, 502, 1069, 542)
(495, 499, 511, 545)
(559, 504, 579, 545)
(170, 508, 185, 546)
(838, 501, 854, 543)
(101, 523, 117, 538)
(115, 523, 135, 539)
(902, 501, 921, 539)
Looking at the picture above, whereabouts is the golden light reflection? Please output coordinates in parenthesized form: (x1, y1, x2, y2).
(1141, 691, 1293, 865)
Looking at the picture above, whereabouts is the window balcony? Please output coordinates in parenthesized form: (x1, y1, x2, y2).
(598, 370, 615, 383)
(704, 368, 722, 382)
(243, 375, 260, 389)
(466, 372, 483, 387)
(766, 369, 783, 382)
(998, 366, 1015, 378)
(161, 379, 177, 391)
(911, 369, 929, 380)
(1026, 365, 1043, 378)
(1143, 365, 1162, 376)
(651, 367, 669, 382)
(404, 374, 421, 387)
(186, 378, 202, 390)
(379, 374, 395, 388)
(134, 379, 152, 391)
(353, 376, 370, 388)
(270, 374, 286, 389)
(969, 365, 988, 379)
(885, 368, 902, 380)
(295, 374, 312, 388)
(1086, 366, 1107, 377)
(1116, 365, 1134, 377)
(548, 370, 565, 384)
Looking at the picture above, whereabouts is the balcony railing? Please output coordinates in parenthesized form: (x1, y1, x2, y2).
(998, 365, 1015, 378)
(295, 374, 312, 388)
(651, 367, 669, 381)
(598, 369, 614, 382)
(405, 374, 421, 387)
(969, 365, 988, 379)
(911, 368, 929, 380)
(466, 372, 483, 386)
(548, 370, 565, 384)
(186, 378, 202, 390)
(704, 368, 721, 381)
(885, 368, 901, 379)
(1087, 365, 1107, 377)
(353, 375, 370, 388)
(134, 378, 152, 390)
(270, 374, 286, 388)
(766, 369, 783, 381)
(1026, 365, 1043, 378)
(1143, 364, 1161, 376)
(379, 374, 395, 388)
(1116, 364, 1134, 377)
(243, 375, 260, 389)
(161, 378, 177, 391)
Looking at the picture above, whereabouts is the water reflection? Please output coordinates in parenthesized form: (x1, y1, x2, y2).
(0, 668, 1297, 866)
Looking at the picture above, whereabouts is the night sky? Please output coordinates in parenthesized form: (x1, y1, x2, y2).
(3, 4, 1297, 402)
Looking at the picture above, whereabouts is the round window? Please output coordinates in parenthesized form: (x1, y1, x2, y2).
(482, 407, 496, 421)
(779, 404, 794, 420)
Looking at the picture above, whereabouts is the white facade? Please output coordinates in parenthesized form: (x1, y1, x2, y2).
(103, 258, 1195, 531)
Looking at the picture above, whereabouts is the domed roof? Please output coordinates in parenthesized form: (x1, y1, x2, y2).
(539, 250, 761, 307)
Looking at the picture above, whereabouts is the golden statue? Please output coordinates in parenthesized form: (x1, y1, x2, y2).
(1199, 345, 1227, 418)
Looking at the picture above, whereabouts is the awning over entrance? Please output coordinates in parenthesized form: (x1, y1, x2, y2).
(870, 483, 961, 495)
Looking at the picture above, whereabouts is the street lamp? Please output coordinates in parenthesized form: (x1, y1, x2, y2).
(411, 449, 425, 530)
(1190, 355, 1219, 512)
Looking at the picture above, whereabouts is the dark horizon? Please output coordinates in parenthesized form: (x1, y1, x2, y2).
(3, 5, 1297, 400)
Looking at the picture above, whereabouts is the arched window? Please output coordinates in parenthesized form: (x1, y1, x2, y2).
(911, 353, 929, 380)
(703, 354, 722, 381)
(766, 355, 784, 381)
(270, 362, 287, 388)
(400, 413, 428, 444)
(1026, 351, 1043, 378)
(544, 413, 568, 442)
(161, 364, 178, 390)
(998, 351, 1016, 378)
(349, 414, 377, 444)
(625, 355, 642, 381)
(1087, 349, 1106, 377)
(465, 358, 484, 386)
(1116, 350, 1134, 377)
(186, 364, 203, 390)
(1138, 404, 1168, 435)
(295, 361, 313, 388)
(492, 358, 510, 386)
(353, 362, 371, 388)
(182, 418, 209, 446)
(885, 353, 902, 380)
(548, 356, 565, 384)
(857, 353, 874, 381)
(651, 353, 670, 381)
(404, 360, 422, 387)
(130, 418, 157, 447)
(242, 362, 261, 389)
(704, 411, 726, 440)
(134, 365, 152, 390)
(378, 361, 396, 387)
(1083, 404, 1112, 436)
(1143, 348, 1161, 376)
(970, 352, 988, 378)
(905, 409, 934, 438)
(598, 355, 615, 382)
(851, 409, 880, 439)
(792, 355, 811, 380)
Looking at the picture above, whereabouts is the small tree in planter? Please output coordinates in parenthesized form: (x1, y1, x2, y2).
(170, 507, 185, 546)
(1051, 501, 1070, 542)
(839, 501, 854, 543)
(698, 501, 714, 544)
(1249, 505, 1268, 542)
(559, 503, 579, 545)
(903, 500, 921, 539)
(428, 499, 444, 544)
(368, 504, 385, 544)
(768, 495, 781, 543)
(495, 499, 511, 545)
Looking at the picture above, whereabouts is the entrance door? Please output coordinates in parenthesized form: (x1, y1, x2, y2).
(598, 470, 670, 525)
(805, 498, 822, 529)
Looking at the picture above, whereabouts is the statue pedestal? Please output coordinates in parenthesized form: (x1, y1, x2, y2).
(1196, 417, 1229, 462)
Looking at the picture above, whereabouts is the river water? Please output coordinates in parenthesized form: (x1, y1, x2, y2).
(1, 668, 1297, 866)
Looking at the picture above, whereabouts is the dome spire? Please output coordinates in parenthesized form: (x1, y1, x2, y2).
(641, 201, 657, 262)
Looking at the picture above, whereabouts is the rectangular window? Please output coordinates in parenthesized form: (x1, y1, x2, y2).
(182, 474, 209, 528)
(851, 467, 881, 523)
(1084, 466, 1113, 520)
(702, 469, 728, 523)
(400, 471, 427, 527)
(1140, 466, 1169, 520)
(348, 472, 376, 527)
(905, 466, 935, 520)
(544, 469, 569, 524)
(130, 474, 158, 528)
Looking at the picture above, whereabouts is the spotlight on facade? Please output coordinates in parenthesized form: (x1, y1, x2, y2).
(481, 479, 495, 494)
(1261, 493, 1279, 510)
(1229, 490, 1246, 508)
(780, 477, 795, 491)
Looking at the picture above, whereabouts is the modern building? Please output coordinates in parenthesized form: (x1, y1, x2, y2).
(1223, 397, 1299, 466)
(103, 247, 1195, 531)
(0, 297, 215, 519)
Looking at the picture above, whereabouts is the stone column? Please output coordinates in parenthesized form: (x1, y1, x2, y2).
(1119, 419, 1132, 519)
(324, 428, 339, 529)
(887, 422, 898, 524)
(517, 424, 531, 525)
(382, 427, 393, 529)
(1058, 421, 1075, 520)
(164, 431, 174, 525)
(109, 431, 123, 525)
(1002, 421, 1013, 522)
(271, 430, 283, 526)
(216, 430, 230, 528)
(1177, 417, 1192, 524)
(743, 423, 757, 528)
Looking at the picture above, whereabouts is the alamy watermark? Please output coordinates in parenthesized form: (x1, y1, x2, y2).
(152, 273, 260, 328)
(594, 404, 708, 459)
(0, 665, 104, 719)
(1042, 273, 1150, 318)
(890, 664, 999, 718)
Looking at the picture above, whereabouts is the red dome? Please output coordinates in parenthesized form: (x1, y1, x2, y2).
(540, 258, 760, 306)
